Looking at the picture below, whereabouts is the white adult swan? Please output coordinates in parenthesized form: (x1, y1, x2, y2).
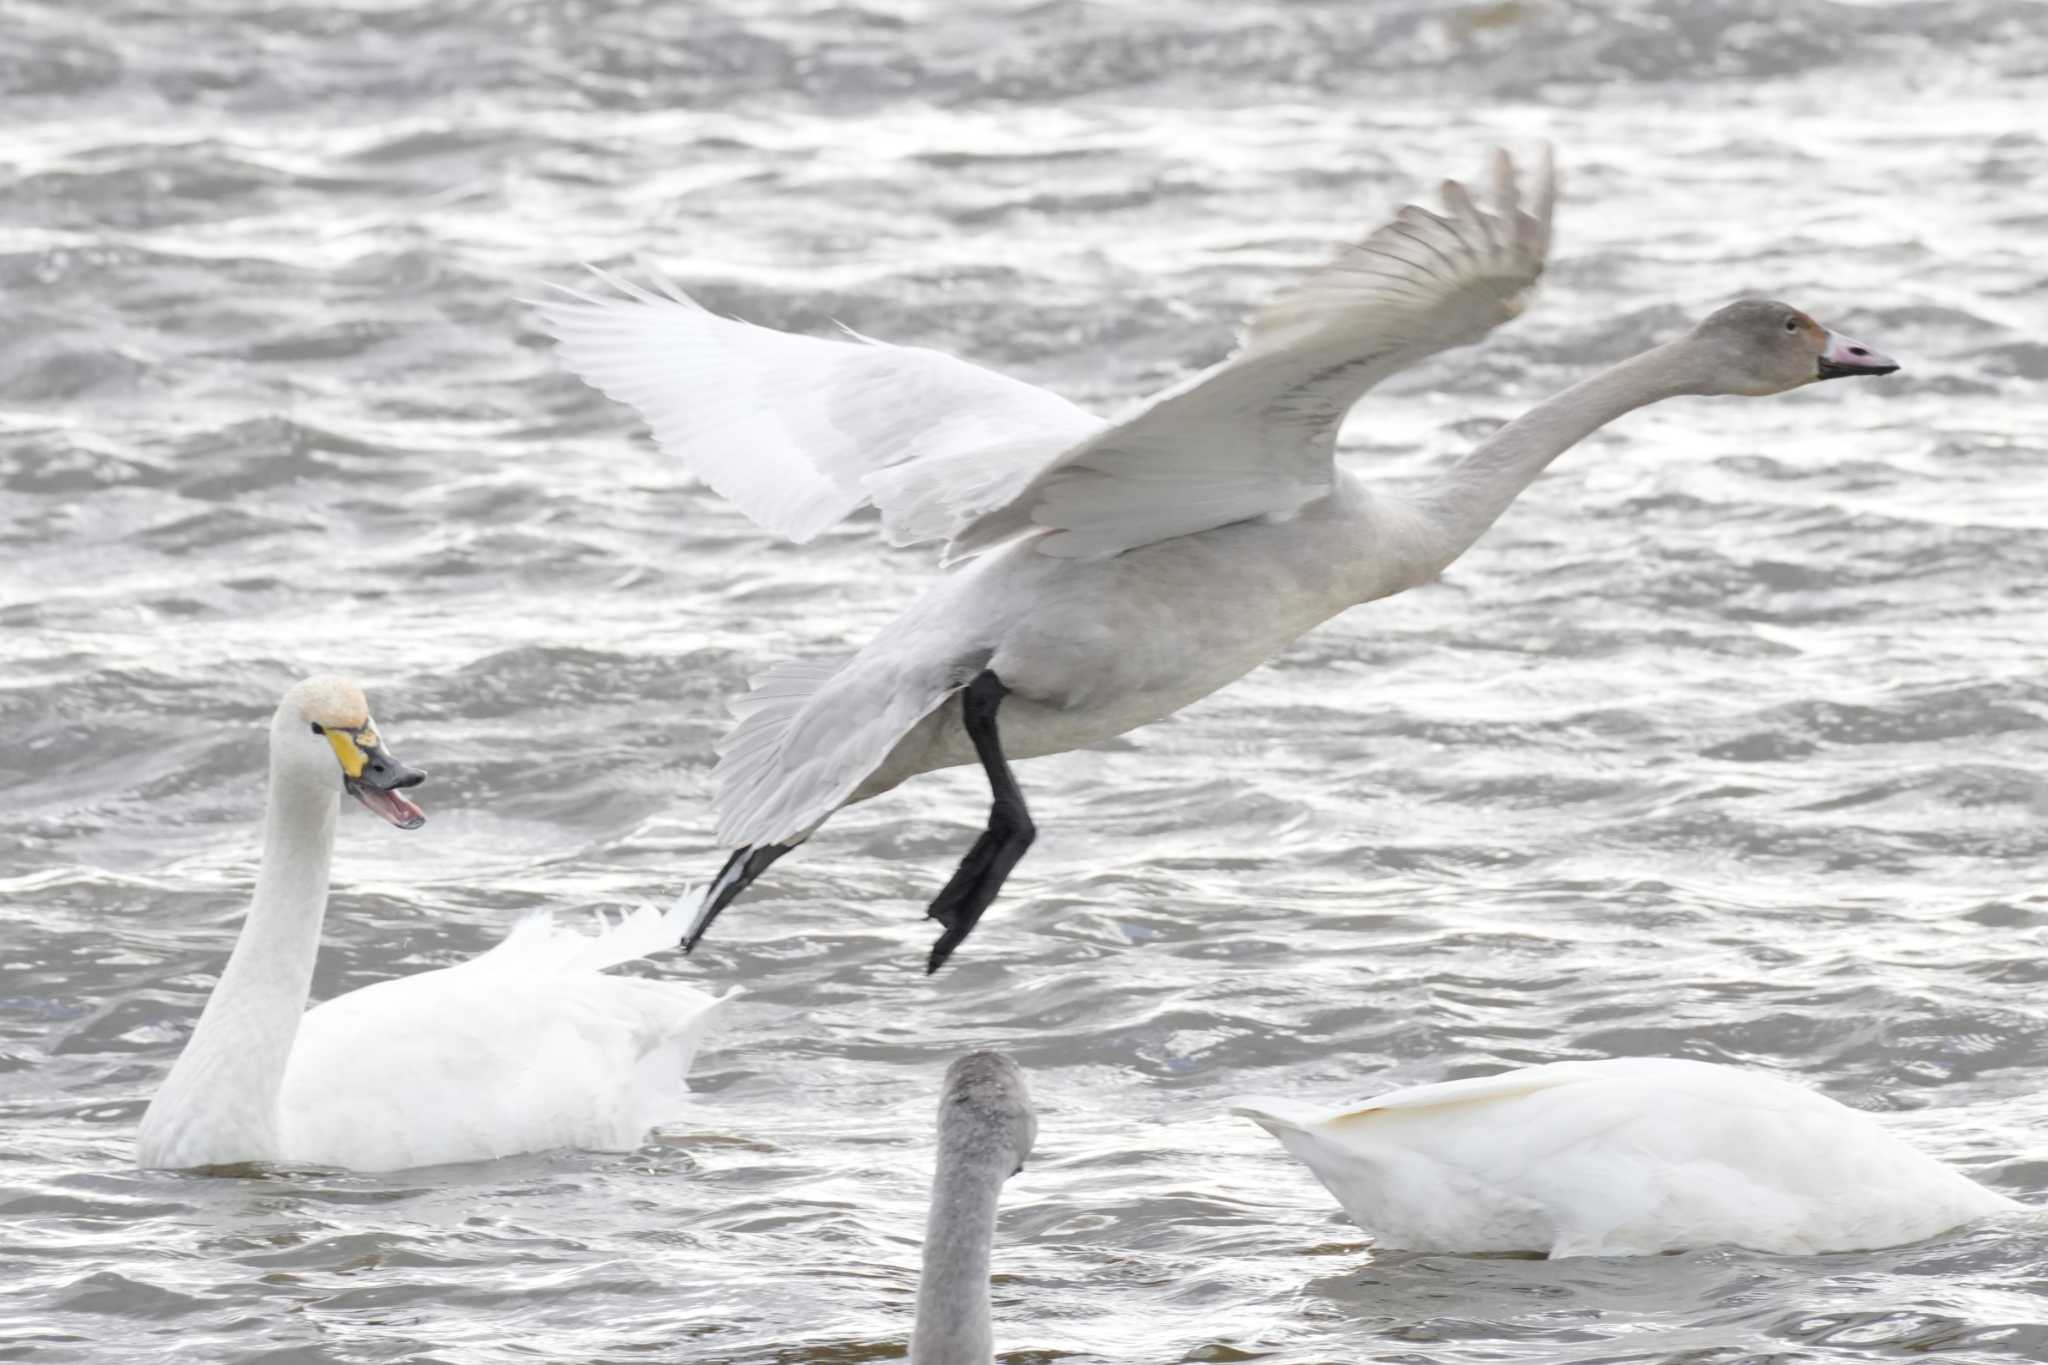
(136, 677, 736, 1172)
(539, 148, 1900, 971)
(1234, 1057, 2018, 1257)
(911, 1051, 1035, 1364)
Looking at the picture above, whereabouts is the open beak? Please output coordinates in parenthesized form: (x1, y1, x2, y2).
(328, 729, 427, 829)
(1817, 330, 1899, 380)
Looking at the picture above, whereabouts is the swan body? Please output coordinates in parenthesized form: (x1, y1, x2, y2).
(539, 148, 1899, 970)
(837, 475, 1416, 798)
(270, 905, 735, 1171)
(912, 1051, 1035, 1365)
(136, 678, 735, 1173)
(1234, 1058, 2017, 1258)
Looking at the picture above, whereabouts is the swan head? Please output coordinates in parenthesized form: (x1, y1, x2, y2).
(1688, 299, 1899, 396)
(938, 1050, 1036, 1178)
(274, 677, 427, 829)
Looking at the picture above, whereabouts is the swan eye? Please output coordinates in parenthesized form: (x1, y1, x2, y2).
(310, 722, 324, 735)
(1783, 318, 1799, 333)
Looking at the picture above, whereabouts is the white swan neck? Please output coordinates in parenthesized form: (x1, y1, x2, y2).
(909, 1139, 1008, 1365)
(137, 764, 336, 1167)
(1413, 336, 1701, 570)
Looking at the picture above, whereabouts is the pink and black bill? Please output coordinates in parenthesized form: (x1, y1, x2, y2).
(1817, 331, 1899, 380)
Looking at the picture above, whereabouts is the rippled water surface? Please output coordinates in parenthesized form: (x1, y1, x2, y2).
(5, 1, 2048, 1361)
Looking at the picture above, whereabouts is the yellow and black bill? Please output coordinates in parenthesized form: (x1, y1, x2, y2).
(318, 722, 427, 830)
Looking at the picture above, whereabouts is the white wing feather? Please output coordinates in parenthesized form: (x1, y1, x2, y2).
(539, 149, 1551, 564)
(535, 270, 1104, 545)
(276, 901, 739, 1171)
(462, 894, 710, 975)
(950, 146, 1558, 560)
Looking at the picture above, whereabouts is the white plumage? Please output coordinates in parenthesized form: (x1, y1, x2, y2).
(1234, 1057, 2017, 1257)
(543, 153, 1549, 569)
(274, 903, 736, 1172)
(136, 678, 736, 1173)
(539, 269, 1103, 548)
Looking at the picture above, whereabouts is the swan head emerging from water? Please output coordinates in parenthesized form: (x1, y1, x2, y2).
(275, 676, 427, 828)
(938, 1050, 1037, 1177)
(1688, 299, 1898, 396)
(910, 1050, 1035, 1365)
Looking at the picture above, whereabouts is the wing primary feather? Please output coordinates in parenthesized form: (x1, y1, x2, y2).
(944, 146, 1561, 562)
(535, 270, 1103, 548)
(1491, 146, 1519, 216)
(1386, 216, 1466, 280)
(544, 146, 1558, 568)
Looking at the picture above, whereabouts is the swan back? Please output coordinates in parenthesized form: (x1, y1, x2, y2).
(278, 901, 739, 1171)
(1238, 1058, 2014, 1257)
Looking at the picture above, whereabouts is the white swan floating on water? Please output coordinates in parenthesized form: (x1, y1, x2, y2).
(539, 147, 1899, 972)
(911, 1051, 1035, 1364)
(1234, 1057, 2016, 1257)
(136, 677, 736, 1173)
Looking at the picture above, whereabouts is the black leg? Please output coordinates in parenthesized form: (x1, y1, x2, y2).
(683, 841, 795, 951)
(925, 670, 1036, 974)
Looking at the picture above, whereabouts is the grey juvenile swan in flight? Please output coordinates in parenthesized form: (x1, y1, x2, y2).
(538, 147, 1899, 972)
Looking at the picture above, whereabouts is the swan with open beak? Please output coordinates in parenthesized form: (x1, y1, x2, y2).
(315, 716, 426, 829)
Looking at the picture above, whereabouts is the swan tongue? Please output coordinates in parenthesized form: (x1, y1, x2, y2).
(351, 783, 426, 830)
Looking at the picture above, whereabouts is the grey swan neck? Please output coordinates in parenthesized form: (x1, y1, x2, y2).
(909, 1129, 1010, 1365)
(1413, 336, 1703, 571)
(137, 760, 336, 1167)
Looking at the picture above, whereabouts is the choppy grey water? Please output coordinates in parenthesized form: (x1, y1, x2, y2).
(4, 1, 2048, 1360)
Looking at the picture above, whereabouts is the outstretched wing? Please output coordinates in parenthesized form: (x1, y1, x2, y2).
(949, 146, 1558, 561)
(534, 271, 1105, 545)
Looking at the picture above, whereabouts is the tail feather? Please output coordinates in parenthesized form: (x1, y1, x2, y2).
(631, 979, 742, 1130)
(714, 650, 967, 849)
